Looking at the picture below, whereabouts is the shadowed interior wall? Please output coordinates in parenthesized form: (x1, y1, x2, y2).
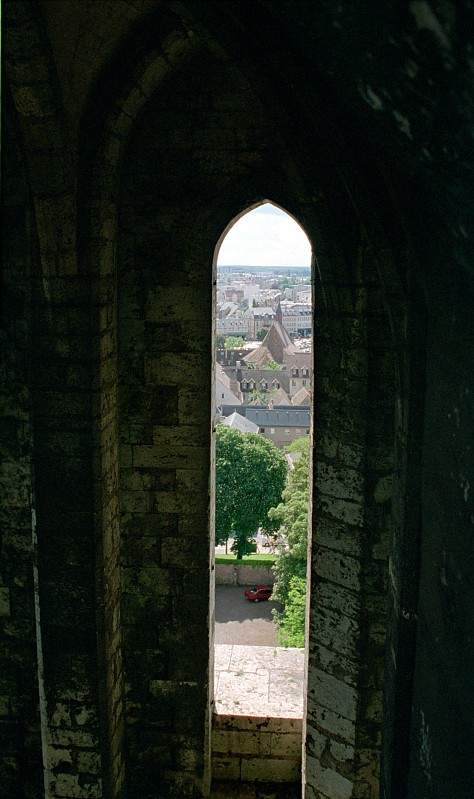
(0, 97, 43, 799)
(115, 44, 279, 798)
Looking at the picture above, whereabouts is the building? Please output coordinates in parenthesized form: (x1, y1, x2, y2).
(280, 300, 312, 336)
(216, 310, 249, 337)
(244, 317, 299, 367)
(215, 363, 241, 408)
(3, 4, 473, 799)
(220, 411, 259, 434)
(246, 407, 310, 447)
(246, 306, 276, 338)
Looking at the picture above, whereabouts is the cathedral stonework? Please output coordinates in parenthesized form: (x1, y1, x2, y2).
(2, 2, 473, 799)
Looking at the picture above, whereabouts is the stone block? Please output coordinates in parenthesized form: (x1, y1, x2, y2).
(241, 757, 300, 782)
(152, 424, 208, 449)
(0, 588, 11, 617)
(212, 730, 260, 755)
(270, 732, 302, 758)
(316, 766, 353, 799)
(212, 755, 240, 781)
(312, 605, 359, 660)
(311, 669, 358, 721)
(161, 537, 208, 569)
(50, 772, 102, 798)
(178, 387, 211, 424)
(132, 443, 208, 470)
(317, 462, 364, 502)
(316, 581, 360, 619)
(318, 494, 364, 527)
(309, 704, 355, 744)
(76, 751, 101, 774)
(145, 354, 209, 386)
(314, 546, 361, 592)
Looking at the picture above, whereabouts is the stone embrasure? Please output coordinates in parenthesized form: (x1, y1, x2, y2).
(214, 644, 304, 718)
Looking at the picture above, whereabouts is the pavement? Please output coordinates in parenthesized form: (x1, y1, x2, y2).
(214, 644, 305, 717)
(215, 585, 280, 646)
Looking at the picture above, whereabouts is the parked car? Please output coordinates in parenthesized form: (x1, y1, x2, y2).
(244, 585, 272, 602)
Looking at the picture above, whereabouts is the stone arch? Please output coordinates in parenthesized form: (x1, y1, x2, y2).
(78, 7, 422, 799)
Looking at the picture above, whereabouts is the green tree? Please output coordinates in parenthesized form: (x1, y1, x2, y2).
(224, 336, 245, 349)
(286, 435, 310, 454)
(276, 576, 307, 648)
(256, 328, 267, 341)
(268, 436, 310, 644)
(265, 359, 280, 370)
(248, 386, 268, 405)
(215, 426, 287, 559)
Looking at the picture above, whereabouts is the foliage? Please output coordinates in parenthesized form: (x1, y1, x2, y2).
(274, 576, 307, 648)
(268, 436, 310, 643)
(278, 276, 295, 290)
(215, 425, 287, 559)
(248, 387, 268, 405)
(265, 359, 280, 370)
(215, 554, 276, 566)
(216, 335, 225, 349)
(256, 328, 267, 341)
(224, 336, 245, 349)
(286, 435, 311, 454)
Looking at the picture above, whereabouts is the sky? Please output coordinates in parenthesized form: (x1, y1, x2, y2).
(217, 202, 312, 267)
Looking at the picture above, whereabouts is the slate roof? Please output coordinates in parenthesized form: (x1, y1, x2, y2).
(221, 412, 259, 434)
(245, 408, 310, 428)
(270, 387, 291, 405)
(291, 387, 312, 405)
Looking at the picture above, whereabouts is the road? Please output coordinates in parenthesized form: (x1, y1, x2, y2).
(214, 585, 281, 646)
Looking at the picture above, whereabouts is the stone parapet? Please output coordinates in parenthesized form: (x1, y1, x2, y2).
(212, 714, 302, 784)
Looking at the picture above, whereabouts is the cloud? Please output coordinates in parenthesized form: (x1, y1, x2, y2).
(217, 203, 311, 267)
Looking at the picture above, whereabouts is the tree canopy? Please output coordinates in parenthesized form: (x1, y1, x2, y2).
(215, 425, 287, 559)
(224, 336, 245, 349)
(268, 436, 310, 643)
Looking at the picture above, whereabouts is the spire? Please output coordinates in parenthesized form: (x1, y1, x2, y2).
(275, 299, 283, 325)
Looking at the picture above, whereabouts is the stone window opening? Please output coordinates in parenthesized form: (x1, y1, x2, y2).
(212, 200, 313, 789)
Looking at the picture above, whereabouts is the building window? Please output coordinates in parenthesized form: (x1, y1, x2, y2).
(292, 379, 296, 386)
(260, 427, 265, 433)
(302, 380, 306, 386)
(270, 428, 275, 434)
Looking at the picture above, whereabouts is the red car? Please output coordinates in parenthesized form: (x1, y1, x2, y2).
(244, 585, 273, 602)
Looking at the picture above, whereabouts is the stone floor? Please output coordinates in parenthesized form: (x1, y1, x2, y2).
(214, 644, 304, 717)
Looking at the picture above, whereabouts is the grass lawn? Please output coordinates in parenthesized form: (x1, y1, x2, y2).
(215, 553, 276, 566)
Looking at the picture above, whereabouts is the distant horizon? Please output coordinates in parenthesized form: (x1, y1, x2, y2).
(218, 264, 310, 271)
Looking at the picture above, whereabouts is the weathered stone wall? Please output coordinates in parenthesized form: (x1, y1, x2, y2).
(212, 714, 301, 784)
(215, 565, 274, 586)
(305, 255, 398, 799)
(0, 97, 43, 799)
(115, 44, 277, 798)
